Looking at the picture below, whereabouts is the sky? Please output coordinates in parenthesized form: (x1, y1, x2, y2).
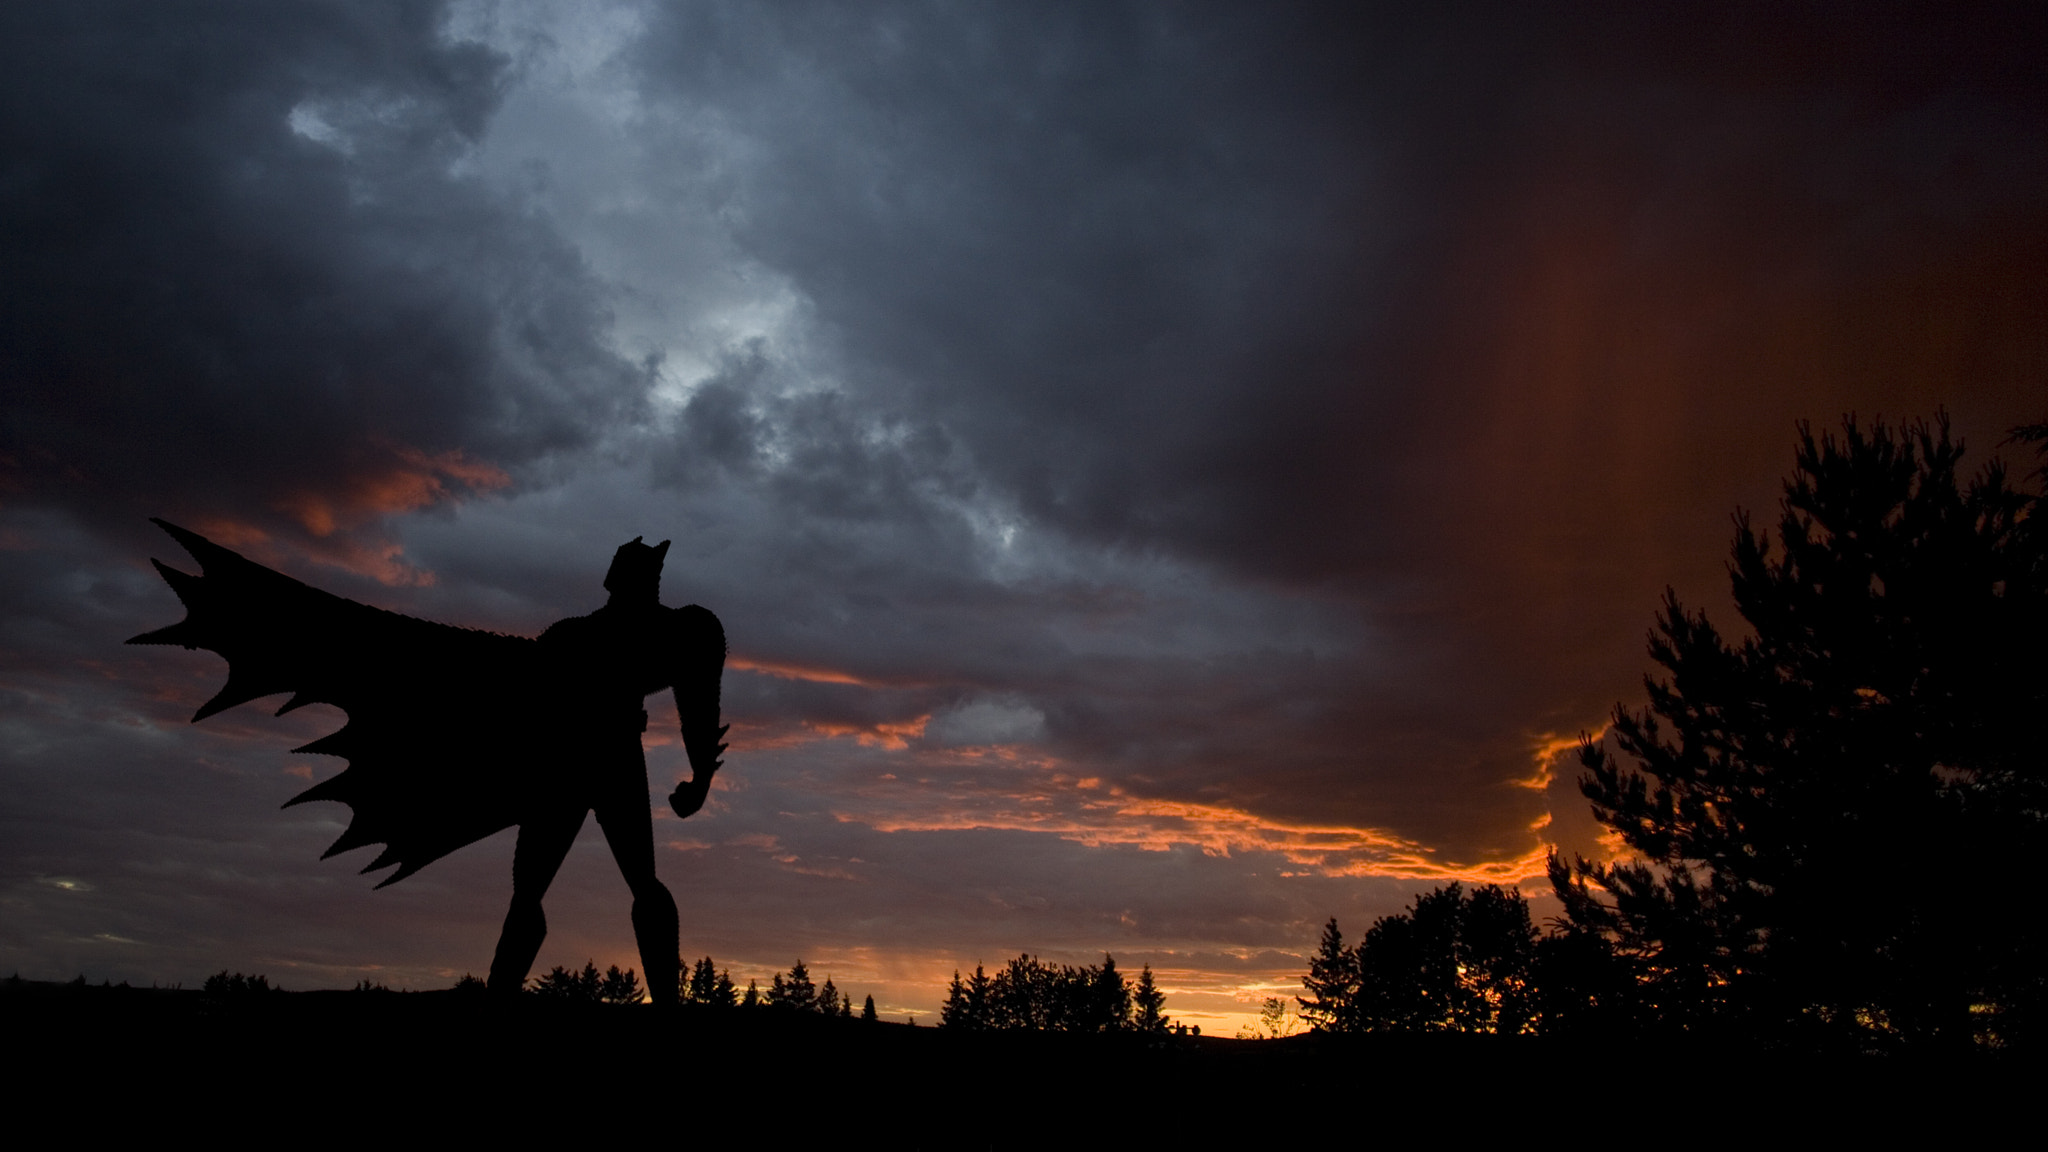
(3, 1, 2044, 1031)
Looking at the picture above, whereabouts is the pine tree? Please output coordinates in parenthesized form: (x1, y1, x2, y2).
(713, 968, 738, 1008)
(1133, 965, 1168, 1034)
(741, 978, 761, 1009)
(1297, 919, 1357, 1032)
(861, 994, 878, 1022)
(992, 955, 1057, 1030)
(686, 956, 718, 1005)
(965, 964, 994, 1030)
(1088, 955, 1133, 1032)
(599, 964, 642, 1005)
(941, 970, 973, 1029)
(532, 962, 604, 1003)
(839, 992, 853, 1019)
(1556, 416, 2048, 1047)
(770, 960, 818, 1011)
(818, 976, 841, 1016)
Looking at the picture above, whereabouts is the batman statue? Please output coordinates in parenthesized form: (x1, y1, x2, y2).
(129, 520, 728, 1005)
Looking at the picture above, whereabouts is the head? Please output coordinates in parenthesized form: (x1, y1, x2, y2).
(603, 536, 670, 606)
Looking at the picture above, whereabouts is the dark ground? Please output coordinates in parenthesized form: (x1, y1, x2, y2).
(1, 977, 2026, 1142)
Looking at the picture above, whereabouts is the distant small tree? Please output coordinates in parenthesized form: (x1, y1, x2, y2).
(991, 955, 1057, 1030)
(686, 956, 719, 1006)
(1256, 996, 1297, 1039)
(531, 966, 575, 999)
(684, 958, 742, 1008)
(818, 976, 841, 1016)
(862, 994, 878, 1022)
(769, 960, 818, 1011)
(741, 978, 762, 1008)
(945, 954, 1138, 1032)
(203, 971, 273, 997)
(533, 961, 605, 1002)
(1133, 965, 1168, 1034)
(839, 992, 853, 1019)
(600, 964, 642, 1005)
(452, 973, 487, 995)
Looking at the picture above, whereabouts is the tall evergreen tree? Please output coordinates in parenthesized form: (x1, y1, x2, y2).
(818, 976, 841, 1016)
(965, 964, 994, 1030)
(1555, 416, 2048, 1047)
(1133, 965, 1168, 1034)
(686, 956, 718, 1005)
(861, 994, 878, 1022)
(741, 978, 761, 1009)
(1087, 955, 1133, 1032)
(713, 968, 738, 1008)
(1297, 919, 1357, 1032)
(941, 970, 972, 1029)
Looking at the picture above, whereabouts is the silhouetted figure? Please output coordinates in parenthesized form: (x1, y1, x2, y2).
(129, 521, 727, 1006)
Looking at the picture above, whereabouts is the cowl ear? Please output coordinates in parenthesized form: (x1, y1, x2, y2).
(653, 540, 671, 561)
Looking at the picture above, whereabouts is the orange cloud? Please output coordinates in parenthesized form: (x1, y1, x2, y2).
(834, 752, 1554, 886)
(801, 716, 930, 751)
(727, 656, 929, 689)
(170, 444, 510, 586)
(1514, 725, 1606, 791)
(274, 443, 509, 539)
(180, 515, 438, 588)
(728, 656, 869, 685)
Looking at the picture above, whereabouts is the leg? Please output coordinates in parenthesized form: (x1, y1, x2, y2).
(488, 806, 586, 996)
(595, 750, 679, 1007)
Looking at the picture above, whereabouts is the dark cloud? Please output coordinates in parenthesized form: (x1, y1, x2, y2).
(0, 1, 644, 557)
(610, 0, 2048, 855)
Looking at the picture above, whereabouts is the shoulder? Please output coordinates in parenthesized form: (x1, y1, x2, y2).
(670, 604, 727, 653)
(539, 612, 602, 645)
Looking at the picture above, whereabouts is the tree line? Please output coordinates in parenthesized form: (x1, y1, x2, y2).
(939, 954, 1171, 1033)
(1298, 417, 2047, 1051)
(517, 955, 880, 1019)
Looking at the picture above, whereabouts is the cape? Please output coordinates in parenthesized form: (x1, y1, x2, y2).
(129, 520, 556, 887)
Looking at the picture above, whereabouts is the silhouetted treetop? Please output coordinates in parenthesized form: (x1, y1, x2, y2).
(942, 954, 1146, 1033)
(1298, 884, 1535, 1035)
(1555, 414, 2048, 1048)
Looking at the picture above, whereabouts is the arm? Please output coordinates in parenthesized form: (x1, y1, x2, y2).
(667, 604, 729, 820)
